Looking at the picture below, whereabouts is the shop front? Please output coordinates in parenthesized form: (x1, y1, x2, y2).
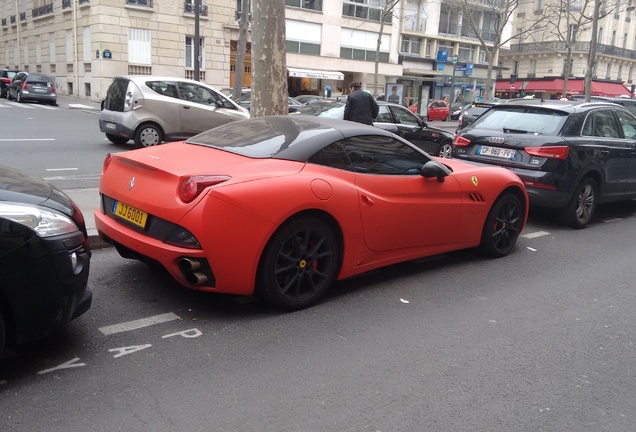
(287, 67, 345, 98)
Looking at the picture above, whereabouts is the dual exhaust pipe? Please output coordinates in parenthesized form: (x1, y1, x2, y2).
(178, 257, 208, 286)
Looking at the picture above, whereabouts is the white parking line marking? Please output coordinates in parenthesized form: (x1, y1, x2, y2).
(99, 312, 181, 335)
(46, 168, 79, 171)
(602, 218, 622, 223)
(521, 230, 550, 239)
(0, 138, 55, 141)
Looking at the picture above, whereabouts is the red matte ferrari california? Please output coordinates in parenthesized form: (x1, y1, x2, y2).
(95, 115, 528, 310)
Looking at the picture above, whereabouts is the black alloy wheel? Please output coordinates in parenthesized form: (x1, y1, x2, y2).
(257, 217, 339, 310)
(480, 192, 523, 257)
(560, 177, 598, 229)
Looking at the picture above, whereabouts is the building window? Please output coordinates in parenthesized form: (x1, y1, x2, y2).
(342, 0, 392, 24)
(598, 27, 604, 43)
(606, 63, 612, 79)
(623, 33, 628, 49)
(425, 39, 432, 58)
(618, 64, 623, 80)
(457, 43, 474, 62)
(65, 30, 73, 63)
(562, 58, 573, 76)
(529, 59, 537, 77)
(129, 28, 152, 65)
(184, 0, 208, 16)
(513, 60, 519, 76)
(438, 3, 459, 36)
(481, 12, 499, 42)
(185, 36, 204, 68)
(611, 30, 616, 46)
(401, 36, 421, 56)
(285, 0, 322, 11)
(49, 32, 55, 65)
(567, 24, 577, 43)
(82, 26, 91, 62)
(286, 40, 320, 55)
(340, 47, 389, 62)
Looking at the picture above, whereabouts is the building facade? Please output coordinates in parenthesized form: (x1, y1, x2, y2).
(0, 0, 509, 111)
(497, 0, 635, 99)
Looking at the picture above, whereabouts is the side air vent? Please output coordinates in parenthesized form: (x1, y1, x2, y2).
(468, 192, 485, 202)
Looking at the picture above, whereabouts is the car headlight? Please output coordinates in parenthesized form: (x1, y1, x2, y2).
(0, 202, 79, 237)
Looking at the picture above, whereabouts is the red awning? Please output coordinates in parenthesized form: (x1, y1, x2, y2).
(495, 80, 513, 91)
(522, 79, 631, 97)
(590, 81, 632, 97)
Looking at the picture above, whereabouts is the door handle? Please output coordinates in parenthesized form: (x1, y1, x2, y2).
(360, 195, 375, 206)
(601, 150, 609, 155)
(183, 106, 190, 109)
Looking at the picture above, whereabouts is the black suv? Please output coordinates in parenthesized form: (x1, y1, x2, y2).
(571, 95, 636, 116)
(452, 99, 636, 228)
(0, 68, 19, 98)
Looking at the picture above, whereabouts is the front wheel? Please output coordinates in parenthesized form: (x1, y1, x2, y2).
(134, 124, 163, 148)
(257, 217, 340, 310)
(559, 177, 598, 229)
(479, 193, 524, 257)
(437, 141, 453, 158)
(106, 134, 129, 145)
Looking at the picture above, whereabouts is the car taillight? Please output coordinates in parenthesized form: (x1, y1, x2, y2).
(1, 78, 9, 84)
(453, 135, 471, 146)
(102, 153, 113, 174)
(22, 81, 28, 90)
(50, 83, 56, 93)
(525, 146, 570, 160)
(179, 175, 231, 203)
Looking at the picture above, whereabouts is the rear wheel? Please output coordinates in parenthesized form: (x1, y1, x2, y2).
(559, 177, 597, 229)
(106, 134, 129, 145)
(257, 217, 339, 310)
(437, 141, 453, 158)
(6, 89, 12, 101)
(16, 91, 23, 103)
(479, 192, 523, 257)
(134, 124, 163, 148)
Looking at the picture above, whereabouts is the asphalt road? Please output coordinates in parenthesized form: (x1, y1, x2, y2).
(2, 95, 636, 431)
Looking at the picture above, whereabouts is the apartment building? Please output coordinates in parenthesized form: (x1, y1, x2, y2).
(0, 0, 506, 109)
(497, 0, 635, 99)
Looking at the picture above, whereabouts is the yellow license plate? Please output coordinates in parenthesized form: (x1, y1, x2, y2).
(113, 201, 148, 228)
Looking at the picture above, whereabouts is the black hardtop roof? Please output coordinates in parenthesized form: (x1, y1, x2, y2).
(488, 98, 627, 114)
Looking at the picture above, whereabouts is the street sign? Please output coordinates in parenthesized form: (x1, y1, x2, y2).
(451, 55, 458, 65)
(510, 84, 515, 90)
(455, 66, 467, 71)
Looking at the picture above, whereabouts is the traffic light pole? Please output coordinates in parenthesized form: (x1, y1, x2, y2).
(447, 56, 457, 121)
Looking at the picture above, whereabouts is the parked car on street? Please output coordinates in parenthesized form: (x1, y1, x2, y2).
(457, 100, 503, 130)
(426, 100, 450, 121)
(6, 72, 57, 105)
(99, 76, 249, 148)
(450, 101, 471, 120)
(0, 164, 92, 358)
(570, 95, 636, 116)
(234, 90, 303, 113)
(295, 100, 456, 157)
(0, 68, 19, 98)
(452, 99, 636, 228)
(95, 115, 527, 310)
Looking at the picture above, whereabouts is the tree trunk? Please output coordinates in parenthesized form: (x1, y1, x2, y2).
(232, 0, 250, 101)
(585, 0, 600, 102)
(251, 0, 288, 117)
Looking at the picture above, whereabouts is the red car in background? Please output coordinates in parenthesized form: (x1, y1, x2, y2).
(427, 100, 450, 121)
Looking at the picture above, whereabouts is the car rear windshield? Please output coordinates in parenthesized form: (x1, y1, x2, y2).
(26, 75, 51, 85)
(103, 78, 130, 112)
(470, 107, 568, 135)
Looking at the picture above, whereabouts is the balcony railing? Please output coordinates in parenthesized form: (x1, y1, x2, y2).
(32, 4, 54, 17)
(184, 2, 208, 16)
(510, 41, 636, 60)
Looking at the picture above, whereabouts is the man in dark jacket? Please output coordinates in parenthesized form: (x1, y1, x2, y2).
(343, 82, 379, 125)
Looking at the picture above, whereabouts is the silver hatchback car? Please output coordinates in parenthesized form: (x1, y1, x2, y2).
(99, 76, 249, 148)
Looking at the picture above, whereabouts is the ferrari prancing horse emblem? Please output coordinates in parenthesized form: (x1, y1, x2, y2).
(471, 176, 478, 187)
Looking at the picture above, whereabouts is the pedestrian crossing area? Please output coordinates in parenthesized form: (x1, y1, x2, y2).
(0, 100, 58, 109)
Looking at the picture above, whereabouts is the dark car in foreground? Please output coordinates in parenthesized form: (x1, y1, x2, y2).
(0, 69, 19, 98)
(6, 72, 57, 105)
(452, 99, 636, 228)
(296, 100, 456, 157)
(0, 164, 92, 358)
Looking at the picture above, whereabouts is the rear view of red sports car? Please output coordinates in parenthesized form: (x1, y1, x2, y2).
(95, 115, 528, 310)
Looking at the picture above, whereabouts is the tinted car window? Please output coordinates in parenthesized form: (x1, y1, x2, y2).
(340, 135, 430, 175)
(178, 82, 219, 105)
(390, 105, 420, 126)
(375, 105, 393, 122)
(615, 109, 636, 139)
(472, 107, 568, 134)
(104, 77, 131, 111)
(308, 142, 353, 171)
(146, 80, 178, 98)
(582, 110, 621, 138)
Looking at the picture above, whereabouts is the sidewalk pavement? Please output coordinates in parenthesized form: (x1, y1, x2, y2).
(57, 94, 458, 249)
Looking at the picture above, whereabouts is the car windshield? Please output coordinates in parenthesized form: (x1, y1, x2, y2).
(296, 101, 345, 118)
(471, 107, 568, 135)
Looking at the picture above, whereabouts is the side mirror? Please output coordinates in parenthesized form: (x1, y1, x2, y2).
(420, 160, 451, 182)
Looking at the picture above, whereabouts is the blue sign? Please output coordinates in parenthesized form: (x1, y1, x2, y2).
(437, 63, 445, 71)
(103, 49, 112, 59)
(455, 66, 467, 71)
(465, 63, 474, 76)
(436, 49, 448, 63)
